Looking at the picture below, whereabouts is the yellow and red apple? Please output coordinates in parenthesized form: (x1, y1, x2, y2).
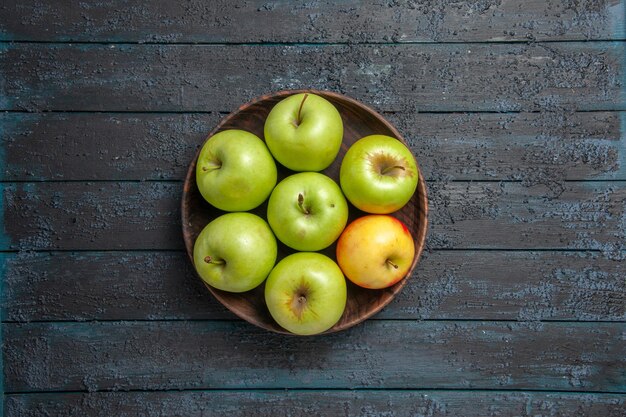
(336, 215, 415, 289)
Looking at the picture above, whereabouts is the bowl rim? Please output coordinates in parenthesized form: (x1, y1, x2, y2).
(181, 89, 429, 335)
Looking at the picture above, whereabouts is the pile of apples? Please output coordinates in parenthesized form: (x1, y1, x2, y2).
(193, 93, 418, 335)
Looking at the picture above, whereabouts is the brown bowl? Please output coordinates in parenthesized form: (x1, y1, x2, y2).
(182, 89, 428, 335)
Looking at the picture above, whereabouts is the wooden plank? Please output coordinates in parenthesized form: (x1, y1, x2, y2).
(2, 181, 624, 251)
(1, 182, 182, 251)
(2, 111, 624, 181)
(5, 391, 626, 417)
(0, 251, 229, 322)
(2, 43, 624, 113)
(0, 112, 222, 181)
(427, 181, 626, 253)
(2, 251, 624, 322)
(392, 111, 626, 182)
(3, 321, 624, 392)
(1, 0, 624, 43)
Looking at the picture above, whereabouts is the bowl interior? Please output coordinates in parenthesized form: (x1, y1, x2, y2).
(182, 90, 428, 335)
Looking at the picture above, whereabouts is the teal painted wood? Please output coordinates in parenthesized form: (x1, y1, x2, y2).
(2, 182, 181, 251)
(0, 255, 4, 417)
(4, 391, 626, 417)
(0, 183, 8, 251)
(1, 0, 624, 43)
(2, 181, 624, 252)
(1, 43, 624, 113)
(1, 111, 624, 181)
(0, 187, 4, 417)
(0, 112, 222, 181)
(0, 1, 624, 411)
(3, 321, 624, 392)
(2, 250, 624, 322)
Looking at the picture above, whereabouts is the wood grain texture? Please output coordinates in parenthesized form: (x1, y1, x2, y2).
(3, 181, 624, 252)
(1, 0, 624, 43)
(2, 250, 624, 322)
(0, 112, 222, 181)
(1, 1, 624, 412)
(4, 321, 624, 392)
(427, 181, 626, 254)
(2, 42, 624, 112)
(1, 182, 182, 251)
(5, 391, 626, 417)
(2, 111, 624, 181)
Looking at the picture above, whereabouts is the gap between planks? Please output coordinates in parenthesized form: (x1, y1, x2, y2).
(4, 387, 626, 396)
(1, 39, 625, 46)
(3, 318, 624, 324)
(1, 109, 623, 115)
(2, 179, 626, 184)
(1, 248, 624, 254)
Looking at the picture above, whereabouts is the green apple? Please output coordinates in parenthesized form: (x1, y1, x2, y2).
(340, 134, 418, 214)
(264, 93, 343, 171)
(196, 129, 277, 212)
(267, 172, 348, 251)
(265, 252, 347, 335)
(193, 212, 277, 293)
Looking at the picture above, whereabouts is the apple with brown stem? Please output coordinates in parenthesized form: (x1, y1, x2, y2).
(340, 134, 418, 214)
(336, 215, 415, 289)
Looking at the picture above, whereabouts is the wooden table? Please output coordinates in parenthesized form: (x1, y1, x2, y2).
(1, 1, 625, 415)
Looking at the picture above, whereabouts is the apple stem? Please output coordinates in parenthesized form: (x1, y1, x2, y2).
(204, 256, 225, 265)
(381, 165, 405, 175)
(386, 259, 399, 269)
(297, 193, 310, 215)
(202, 162, 222, 172)
(295, 93, 309, 127)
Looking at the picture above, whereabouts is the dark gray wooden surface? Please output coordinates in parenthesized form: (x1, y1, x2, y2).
(3, 43, 624, 112)
(1, 1, 625, 416)
(2, 0, 624, 43)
